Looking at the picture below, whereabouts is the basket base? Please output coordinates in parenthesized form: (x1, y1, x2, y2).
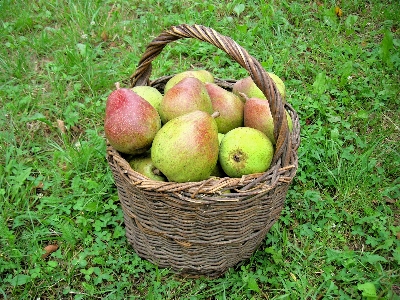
(123, 210, 279, 278)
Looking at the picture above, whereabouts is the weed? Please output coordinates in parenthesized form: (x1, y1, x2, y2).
(0, 0, 399, 299)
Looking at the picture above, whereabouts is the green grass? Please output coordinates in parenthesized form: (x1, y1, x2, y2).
(1, 0, 399, 299)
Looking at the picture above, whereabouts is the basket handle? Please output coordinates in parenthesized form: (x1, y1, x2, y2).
(130, 24, 291, 167)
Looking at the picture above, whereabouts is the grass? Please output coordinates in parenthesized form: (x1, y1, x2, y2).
(0, 0, 399, 299)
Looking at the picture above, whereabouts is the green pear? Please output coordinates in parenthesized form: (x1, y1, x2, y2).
(218, 133, 225, 144)
(210, 164, 227, 178)
(244, 97, 293, 145)
(151, 110, 219, 182)
(210, 133, 226, 177)
(232, 73, 286, 102)
(232, 76, 266, 101)
(205, 83, 244, 134)
(219, 127, 274, 178)
(129, 153, 166, 181)
(131, 86, 163, 114)
(159, 77, 213, 124)
(104, 83, 161, 155)
(196, 70, 214, 83)
(164, 69, 214, 93)
(268, 72, 286, 100)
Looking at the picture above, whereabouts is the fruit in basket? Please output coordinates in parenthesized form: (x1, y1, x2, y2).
(232, 76, 266, 101)
(205, 83, 244, 134)
(219, 127, 274, 177)
(210, 133, 227, 177)
(105, 83, 161, 155)
(164, 69, 214, 93)
(159, 77, 213, 124)
(131, 86, 163, 114)
(244, 97, 293, 144)
(268, 72, 286, 100)
(233, 73, 286, 101)
(151, 110, 219, 182)
(243, 98, 275, 144)
(129, 153, 166, 181)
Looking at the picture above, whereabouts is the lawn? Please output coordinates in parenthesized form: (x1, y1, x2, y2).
(0, 0, 399, 299)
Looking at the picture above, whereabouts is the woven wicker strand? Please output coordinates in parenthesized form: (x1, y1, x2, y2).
(107, 24, 300, 278)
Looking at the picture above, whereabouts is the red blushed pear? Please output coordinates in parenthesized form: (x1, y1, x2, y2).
(151, 111, 219, 182)
(159, 77, 213, 124)
(244, 97, 293, 145)
(244, 97, 275, 144)
(104, 82, 162, 155)
(205, 83, 244, 134)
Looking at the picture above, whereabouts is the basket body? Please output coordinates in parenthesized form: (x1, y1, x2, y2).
(106, 24, 300, 278)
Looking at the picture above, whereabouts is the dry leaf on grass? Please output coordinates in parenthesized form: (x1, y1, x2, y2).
(42, 244, 59, 259)
(57, 119, 67, 134)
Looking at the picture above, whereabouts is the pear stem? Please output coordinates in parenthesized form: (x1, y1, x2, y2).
(239, 92, 249, 102)
(211, 111, 220, 118)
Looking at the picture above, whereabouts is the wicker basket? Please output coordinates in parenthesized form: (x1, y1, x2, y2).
(106, 24, 300, 278)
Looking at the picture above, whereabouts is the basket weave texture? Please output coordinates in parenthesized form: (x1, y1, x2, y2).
(106, 24, 300, 278)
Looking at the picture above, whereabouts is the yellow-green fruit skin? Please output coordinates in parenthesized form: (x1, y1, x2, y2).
(233, 74, 286, 102)
(210, 133, 226, 177)
(219, 127, 274, 178)
(131, 86, 163, 114)
(267, 72, 286, 100)
(129, 155, 166, 181)
(232, 76, 266, 101)
(164, 70, 214, 93)
(151, 111, 219, 183)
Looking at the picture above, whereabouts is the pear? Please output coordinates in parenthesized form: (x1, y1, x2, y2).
(164, 69, 214, 93)
(268, 72, 286, 100)
(232, 73, 286, 102)
(232, 76, 266, 102)
(131, 86, 163, 114)
(129, 153, 166, 181)
(210, 133, 227, 177)
(151, 110, 219, 182)
(104, 83, 161, 155)
(205, 83, 244, 134)
(210, 163, 226, 178)
(218, 132, 225, 144)
(194, 69, 214, 84)
(219, 127, 274, 178)
(244, 98, 275, 144)
(159, 77, 213, 124)
(244, 97, 292, 145)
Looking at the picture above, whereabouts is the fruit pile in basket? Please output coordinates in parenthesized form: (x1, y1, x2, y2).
(104, 70, 293, 183)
